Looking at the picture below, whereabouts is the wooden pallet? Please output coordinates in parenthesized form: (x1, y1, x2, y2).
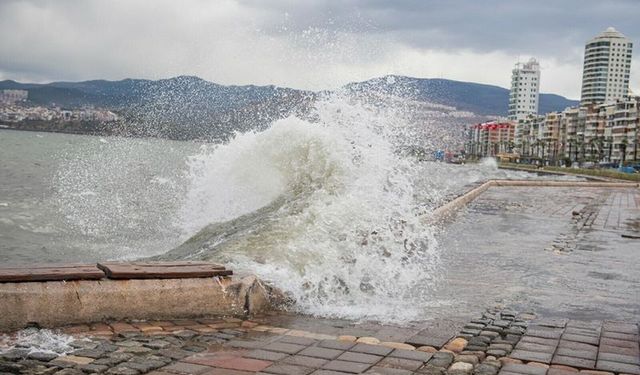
(96, 261, 233, 279)
(0, 264, 105, 282)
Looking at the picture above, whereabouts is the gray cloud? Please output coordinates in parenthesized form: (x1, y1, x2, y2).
(1, 0, 639, 99)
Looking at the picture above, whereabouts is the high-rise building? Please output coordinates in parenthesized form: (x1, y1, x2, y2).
(508, 58, 540, 121)
(580, 27, 633, 105)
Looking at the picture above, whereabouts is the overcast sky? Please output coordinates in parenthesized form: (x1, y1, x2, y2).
(1, 0, 639, 99)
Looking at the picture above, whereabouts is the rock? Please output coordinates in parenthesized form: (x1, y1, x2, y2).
(116, 347, 151, 354)
(0, 359, 24, 374)
(485, 356, 497, 361)
(70, 349, 108, 359)
(428, 353, 454, 368)
(479, 331, 499, 339)
(69, 341, 98, 350)
(114, 341, 142, 348)
(474, 363, 499, 375)
(468, 336, 491, 345)
(461, 351, 486, 361)
(444, 337, 468, 353)
(356, 337, 380, 345)
(27, 352, 58, 362)
(449, 361, 474, 375)
(455, 355, 480, 365)
(417, 346, 438, 353)
(488, 343, 512, 352)
(380, 342, 415, 350)
(121, 358, 165, 373)
(338, 336, 357, 342)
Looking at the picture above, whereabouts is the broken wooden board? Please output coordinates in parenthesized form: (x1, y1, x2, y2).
(97, 261, 233, 279)
(0, 264, 105, 282)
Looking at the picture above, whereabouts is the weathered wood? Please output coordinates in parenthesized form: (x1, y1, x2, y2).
(0, 265, 105, 282)
(97, 262, 232, 279)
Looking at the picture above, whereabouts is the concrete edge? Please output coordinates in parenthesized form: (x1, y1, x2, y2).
(428, 179, 639, 222)
(0, 274, 278, 332)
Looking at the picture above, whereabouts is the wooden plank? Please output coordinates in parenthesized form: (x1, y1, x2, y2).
(0, 265, 105, 282)
(97, 262, 232, 279)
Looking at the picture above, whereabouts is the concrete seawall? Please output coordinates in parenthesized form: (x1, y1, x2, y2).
(0, 274, 277, 332)
(429, 179, 640, 222)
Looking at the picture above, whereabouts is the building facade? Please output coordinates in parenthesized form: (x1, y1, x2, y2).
(508, 58, 540, 121)
(580, 27, 633, 105)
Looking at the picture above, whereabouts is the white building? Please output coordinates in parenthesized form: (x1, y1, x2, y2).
(508, 58, 540, 121)
(580, 27, 633, 105)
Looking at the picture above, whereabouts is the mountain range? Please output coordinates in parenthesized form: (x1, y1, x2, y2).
(0, 75, 578, 140)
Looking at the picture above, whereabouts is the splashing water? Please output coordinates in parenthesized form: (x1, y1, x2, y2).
(162, 92, 458, 322)
(0, 328, 75, 355)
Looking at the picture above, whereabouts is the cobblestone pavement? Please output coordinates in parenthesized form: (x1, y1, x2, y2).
(1, 308, 639, 375)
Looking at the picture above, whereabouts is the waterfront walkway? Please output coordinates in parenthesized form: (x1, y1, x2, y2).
(1, 309, 639, 375)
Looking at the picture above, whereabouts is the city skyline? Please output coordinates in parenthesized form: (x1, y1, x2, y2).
(0, 0, 639, 99)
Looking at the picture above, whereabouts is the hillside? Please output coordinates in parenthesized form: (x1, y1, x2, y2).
(0, 75, 578, 139)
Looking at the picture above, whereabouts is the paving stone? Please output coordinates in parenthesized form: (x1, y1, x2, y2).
(548, 368, 578, 375)
(596, 352, 639, 365)
(465, 324, 487, 330)
(162, 361, 213, 374)
(520, 337, 559, 347)
(448, 362, 473, 375)
(493, 321, 511, 329)
(480, 332, 500, 339)
(226, 340, 266, 350)
(489, 344, 513, 352)
(526, 329, 563, 340)
(562, 335, 599, 346)
(27, 352, 58, 362)
(298, 348, 344, 360)
(209, 357, 273, 372)
(54, 356, 95, 366)
(601, 322, 639, 335)
(318, 341, 356, 351)
(598, 344, 639, 356)
(123, 359, 166, 373)
(510, 350, 553, 364)
(558, 341, 598, 352)
(309, 370, 353, 375)
(474, 363, 499, 375)
(456, 355, 480, 365)
(336, 352, 382, 364)
(388, 349, 432, 362)
(500, 363, 547, 375)
(469, 337, 491, 345)
(322, 360, 371, 374)
(564, 328, 599, 337)
(405, 336, 450, 349)
(283, 356, 330, 368)
(461, 329, 482, 336)
(278, 337, 318, 346)
(466, 345, 488, 352)
(54, 369, 85, 375)
(599, 338, 638, 349)
(578, 371, 613, 375)
(536, 319, 568, 329)
(599, 331, 639, 341)
(246, 350, 290, 361)
(365, 366, 413, 375)
(555, 348, 596, 360)
(350, 344, 393, 357)
(375, 358, 423, 371)
(263, 343, 307, 355)
(552, 356, 595, 370)
(79, 363, 110, 373)
(157, 349, 193, 360)
(263, 364, 315, 375)
(415, 364, 446, 375)
(596, 360, 640, 375)
(106, 366, 140, 375)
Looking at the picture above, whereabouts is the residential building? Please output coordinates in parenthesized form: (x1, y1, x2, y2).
(508, 58, 541, 120)
(0, 89, 28, 104)
(580, 27, 633, 105)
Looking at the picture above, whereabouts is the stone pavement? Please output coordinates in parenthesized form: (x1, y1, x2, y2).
(2, 308, 638, 375)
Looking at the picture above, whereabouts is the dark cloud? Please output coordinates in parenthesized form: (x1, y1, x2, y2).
(0, 0, 638, 98)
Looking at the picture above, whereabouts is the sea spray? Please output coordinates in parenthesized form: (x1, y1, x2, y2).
(166, 93, 446, 322)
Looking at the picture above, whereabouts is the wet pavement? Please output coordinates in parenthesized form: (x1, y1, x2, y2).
(433, 186, 640, 321)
